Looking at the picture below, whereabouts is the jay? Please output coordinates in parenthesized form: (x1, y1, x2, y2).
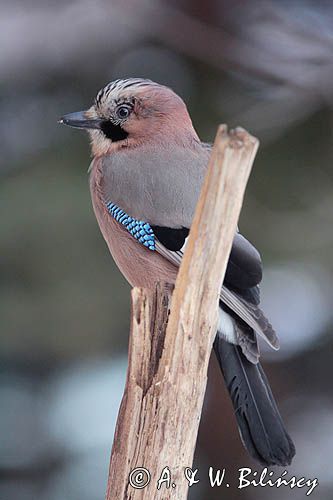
(60, 78, 295, 466)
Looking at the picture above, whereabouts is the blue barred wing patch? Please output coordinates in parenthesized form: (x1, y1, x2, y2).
(106, 202, 155, 251)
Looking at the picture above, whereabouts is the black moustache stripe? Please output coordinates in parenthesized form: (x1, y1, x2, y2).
(100, 121, 128, 142)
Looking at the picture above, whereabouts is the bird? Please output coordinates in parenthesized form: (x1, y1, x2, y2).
(59, 77, 295, 466)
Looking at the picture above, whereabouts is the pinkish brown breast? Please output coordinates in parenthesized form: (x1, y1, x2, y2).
(89, 157, 178, 289)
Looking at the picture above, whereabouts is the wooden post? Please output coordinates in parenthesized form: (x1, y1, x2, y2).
(106, 125, 259, 499)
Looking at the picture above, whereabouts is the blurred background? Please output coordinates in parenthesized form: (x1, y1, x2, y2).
(1, 0, 333, 498)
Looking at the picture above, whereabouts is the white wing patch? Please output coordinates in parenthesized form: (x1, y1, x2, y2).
(218, 308, 237, 344)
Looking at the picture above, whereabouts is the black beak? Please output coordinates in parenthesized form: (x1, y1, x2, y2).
(58, 111, 103, 130)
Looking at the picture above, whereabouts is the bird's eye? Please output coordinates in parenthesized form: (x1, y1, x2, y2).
(116, 105, 131, 120)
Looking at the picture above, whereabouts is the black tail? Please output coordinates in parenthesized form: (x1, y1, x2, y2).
(214, 335, 295, 466)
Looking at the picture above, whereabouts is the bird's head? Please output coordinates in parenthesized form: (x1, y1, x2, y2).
(59, 78, 198, 156)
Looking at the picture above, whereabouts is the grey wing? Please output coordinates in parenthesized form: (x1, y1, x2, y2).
(220, 232, 279, 351)
(219, 287, 279, 350)
(155, 233, 279, 352)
